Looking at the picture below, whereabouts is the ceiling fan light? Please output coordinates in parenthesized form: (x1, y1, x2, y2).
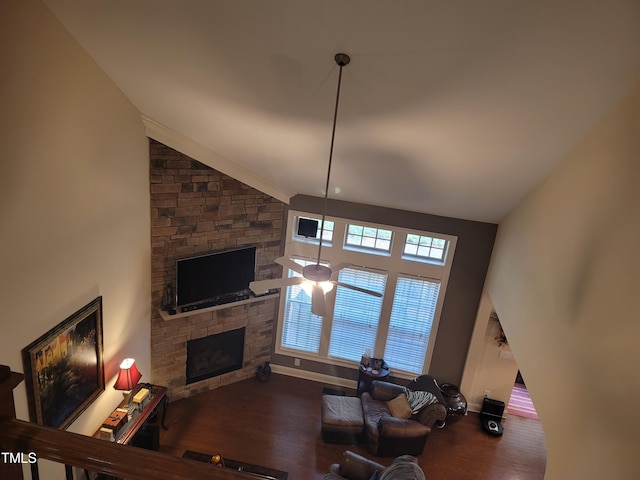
(301, 279, 313, 297)
(319, 281, 334, 294)
(301, 279, 334, 297)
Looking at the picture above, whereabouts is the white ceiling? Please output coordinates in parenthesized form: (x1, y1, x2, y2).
(44, 0, 640, 223)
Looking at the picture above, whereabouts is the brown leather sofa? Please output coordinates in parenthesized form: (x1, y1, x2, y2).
(360, 380, 446, 457)
(324, 450, 425, 480)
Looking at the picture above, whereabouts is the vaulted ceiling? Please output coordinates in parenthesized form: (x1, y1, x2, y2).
(44, 0, 640, 223)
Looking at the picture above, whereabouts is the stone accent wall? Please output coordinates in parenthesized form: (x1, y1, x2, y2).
(149, 140, 285, 399)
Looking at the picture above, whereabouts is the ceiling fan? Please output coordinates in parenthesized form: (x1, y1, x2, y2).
(249, 53, 383, 316)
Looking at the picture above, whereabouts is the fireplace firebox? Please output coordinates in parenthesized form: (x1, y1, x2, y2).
(186, 327, 245, 384)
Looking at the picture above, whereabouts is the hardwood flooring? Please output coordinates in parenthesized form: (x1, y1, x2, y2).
(158, 374, 546, 479)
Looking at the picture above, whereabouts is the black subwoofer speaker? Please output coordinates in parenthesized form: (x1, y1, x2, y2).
(131, 424, 160, 450)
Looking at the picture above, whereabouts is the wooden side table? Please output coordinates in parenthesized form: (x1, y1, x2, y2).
(356, 360, 390, 396)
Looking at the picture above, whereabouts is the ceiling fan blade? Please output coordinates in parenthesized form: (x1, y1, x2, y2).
(249, 277, 303, 294)
(334, 281, 383, 297)
(275, 257, 304, 275)
(330, 263, 352, 278)
(311, 284, 327, 316)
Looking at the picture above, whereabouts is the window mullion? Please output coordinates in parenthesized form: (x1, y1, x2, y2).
(373, 275, 396, 358)
(388, 233, 406, 262)
(331, 221, 348, 261)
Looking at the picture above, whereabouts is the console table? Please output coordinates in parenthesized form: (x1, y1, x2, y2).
(94, 384, 168, 445)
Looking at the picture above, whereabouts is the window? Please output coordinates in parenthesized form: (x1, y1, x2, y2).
(384, 276, 440, 373)
(403, 234, 447, 262)
(280, 259, 323, 353)
(328, 268, 387, 362)
(345, 224, 393, 252)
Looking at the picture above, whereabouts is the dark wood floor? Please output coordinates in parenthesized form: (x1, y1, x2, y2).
(158, 374, 546, 479)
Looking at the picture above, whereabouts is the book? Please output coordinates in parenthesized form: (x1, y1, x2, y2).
(133, 387, 150, 410)
(102, 408, 128, 436)
(99, 427, 114, 441)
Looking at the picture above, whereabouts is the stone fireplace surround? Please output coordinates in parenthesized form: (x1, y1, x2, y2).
(149, 140, 285, 399)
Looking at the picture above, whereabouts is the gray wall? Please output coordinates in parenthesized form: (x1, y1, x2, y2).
(271, 195, 497, 385)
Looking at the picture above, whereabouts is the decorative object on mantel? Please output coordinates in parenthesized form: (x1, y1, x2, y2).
(162, 284, 175, 312)
(114, 358, 142, 407)
(490, 310, 508, 347)
(22, 296, 105, 429)
(249, 53, 383, 316)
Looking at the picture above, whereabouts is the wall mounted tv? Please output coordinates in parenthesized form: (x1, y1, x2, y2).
(176, 246, 256, 309)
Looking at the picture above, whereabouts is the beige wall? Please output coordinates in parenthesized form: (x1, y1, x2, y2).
(0, 1, 150, 477)
(487, 83, 640, 479)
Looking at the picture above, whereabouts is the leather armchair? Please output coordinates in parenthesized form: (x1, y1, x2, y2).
(324, 450, 385, 480)
(360, 380, 446, 457)
(324, 450, 426, 480)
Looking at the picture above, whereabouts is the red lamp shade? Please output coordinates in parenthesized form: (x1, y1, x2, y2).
(114, 358, 142, 391)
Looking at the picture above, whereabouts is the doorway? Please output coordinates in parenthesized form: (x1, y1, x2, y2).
(507, 371, 538, 419)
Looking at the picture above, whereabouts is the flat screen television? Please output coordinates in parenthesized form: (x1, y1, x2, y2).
(176, 246, 256, 308)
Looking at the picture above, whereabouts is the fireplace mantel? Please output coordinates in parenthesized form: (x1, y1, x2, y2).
(158, 292, 279, 321)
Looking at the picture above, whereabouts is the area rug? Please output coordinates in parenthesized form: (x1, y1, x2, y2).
(507, 383, 539, 420)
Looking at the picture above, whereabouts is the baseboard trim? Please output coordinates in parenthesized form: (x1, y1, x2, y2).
(270, 364, 357, 390)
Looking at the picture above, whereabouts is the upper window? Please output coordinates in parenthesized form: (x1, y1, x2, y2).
(345, 224, 393, 253)
(403, 234, 447, 262)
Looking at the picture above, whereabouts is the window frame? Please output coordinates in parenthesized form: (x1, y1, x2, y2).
(344, 223, 394, 254)
(402, 233, 449, 264)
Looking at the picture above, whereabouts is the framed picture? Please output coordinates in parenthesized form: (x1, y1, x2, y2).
(22, 296, 105, 429)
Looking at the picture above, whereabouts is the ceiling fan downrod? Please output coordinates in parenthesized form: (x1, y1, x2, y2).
(306, 53, 350, 283)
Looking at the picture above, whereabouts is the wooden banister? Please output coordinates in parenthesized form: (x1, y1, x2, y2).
(0, 365, 25, 480)
(0, 417, 259, 480)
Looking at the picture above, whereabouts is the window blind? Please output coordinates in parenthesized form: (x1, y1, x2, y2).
(328, 268, 387, 361)
(384, 276, 440, 374)
(280, 261, 323, 353)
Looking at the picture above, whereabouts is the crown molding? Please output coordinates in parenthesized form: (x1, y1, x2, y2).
(141, 114, 293, 204)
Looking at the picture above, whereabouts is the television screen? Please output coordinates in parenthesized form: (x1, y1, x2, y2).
(176, 246, 256, 307)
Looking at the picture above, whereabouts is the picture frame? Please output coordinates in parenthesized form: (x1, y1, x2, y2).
(22, 296, 105, 429)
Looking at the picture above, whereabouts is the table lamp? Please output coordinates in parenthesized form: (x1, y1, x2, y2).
(114, 358, 142, 406)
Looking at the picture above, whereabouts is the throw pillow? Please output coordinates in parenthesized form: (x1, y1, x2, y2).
(386, 393, 412, 419)
(404, 389, 438, 414)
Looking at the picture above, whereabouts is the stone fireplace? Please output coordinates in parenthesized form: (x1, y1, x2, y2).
(186, 327, 245, 384)
(149, 140, 284, 399)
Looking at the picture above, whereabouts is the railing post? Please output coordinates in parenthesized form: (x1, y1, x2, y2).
(0, 364, 25, 480)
